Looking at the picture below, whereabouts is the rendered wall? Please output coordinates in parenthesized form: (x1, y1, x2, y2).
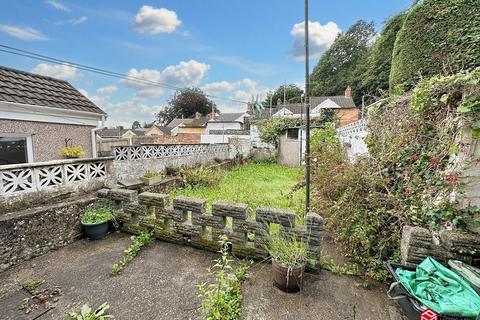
(0, 119, 95, 161)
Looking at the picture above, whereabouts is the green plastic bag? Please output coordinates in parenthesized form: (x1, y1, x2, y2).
(396, 257, 480, 318)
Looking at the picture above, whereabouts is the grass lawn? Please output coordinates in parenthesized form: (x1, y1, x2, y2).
(170, 161, 305, 215)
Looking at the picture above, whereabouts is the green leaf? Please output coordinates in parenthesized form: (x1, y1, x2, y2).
(457, 104, 472, 113)
(440, 94, 449, 103)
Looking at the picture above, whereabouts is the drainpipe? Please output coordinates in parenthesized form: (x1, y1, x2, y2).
(91, 115, 106, 158)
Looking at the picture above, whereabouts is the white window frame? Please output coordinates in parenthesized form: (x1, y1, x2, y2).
(0, 133, 34, 164)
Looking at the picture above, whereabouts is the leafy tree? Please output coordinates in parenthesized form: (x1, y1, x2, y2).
(156, 88, 217, 125)
(263, 84, 304, 107)
(131, 121, 141, 129)
(358, 13, 407, 101)
(310, 20, 376, 105)
(390, 0, 480, 91)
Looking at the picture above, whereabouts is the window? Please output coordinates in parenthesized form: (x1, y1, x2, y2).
(0, 134, 33, 166)
(287, 128, 299, 140)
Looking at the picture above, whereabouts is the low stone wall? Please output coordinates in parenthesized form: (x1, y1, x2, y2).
(99, 189, 323, 271)
(401, 226, 480, 267)
(0, 195, 97, 272)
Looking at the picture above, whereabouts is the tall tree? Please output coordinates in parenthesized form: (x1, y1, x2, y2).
(263, 84, 304, 107)
(156, 88, 217, 125)
(131, 121, 141, 129)
(310, 20, 376, 105)
(357, 13, 407, 102)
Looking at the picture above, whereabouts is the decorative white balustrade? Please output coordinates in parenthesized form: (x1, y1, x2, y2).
(336, 119, 367, 137)
(113, 144, 230, 161)
(0, 158, 110, 196)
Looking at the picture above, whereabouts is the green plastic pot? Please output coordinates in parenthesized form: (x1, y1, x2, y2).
(82, 220, 109, 240)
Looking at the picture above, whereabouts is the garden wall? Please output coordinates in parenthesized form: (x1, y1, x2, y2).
(0, 195, 97, 272)
(110, 144, 233, 181)
(99, 189, 323, 271)
(336, 119, 368, 162)
(400, 226, 480, 268)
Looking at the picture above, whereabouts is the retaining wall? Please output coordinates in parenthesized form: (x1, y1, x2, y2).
(99, 189, 323, 271)
(0, 195, 97, 272)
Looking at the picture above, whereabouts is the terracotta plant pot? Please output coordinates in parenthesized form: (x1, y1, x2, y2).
(272, 259, 305, 293)
(82, 221, 109, 240)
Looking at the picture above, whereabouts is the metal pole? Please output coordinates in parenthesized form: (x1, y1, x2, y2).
(305, 0, 311, 214)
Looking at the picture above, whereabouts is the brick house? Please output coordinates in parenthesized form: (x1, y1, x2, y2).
(0, 66, 106, 165)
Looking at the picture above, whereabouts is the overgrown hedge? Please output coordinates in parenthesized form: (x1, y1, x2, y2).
(390, 0, 480, 91)
(312, 70, 480, 280)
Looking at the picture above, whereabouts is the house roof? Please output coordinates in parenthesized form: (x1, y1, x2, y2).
(258, 95, 356, 117)
(149, 125, 171, 135)
(0, 66, 106, 115)
(97, 128, 147, 138)
(212, 112, 246, 123)
(167, 117, 208, 128)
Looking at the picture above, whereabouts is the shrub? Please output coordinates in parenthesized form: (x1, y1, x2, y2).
(66, 302, 112, 320)
(256, 111, 336, 146)
(60, 146, 85, 158)
(267, 235, 308, 268)
(81, 207, 114, 225)
(181, 166, 223, 188)
(390, 0, 480, 91)
(197, 236, 251, 320)
(312, 70, 480, 280)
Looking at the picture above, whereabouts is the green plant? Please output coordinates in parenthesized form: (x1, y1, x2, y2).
(390, 0, 480, 91)
(312, 70, 480, 281)
(81, 207, 114, 225)
(111, 231, 152, 275)
(267, 234, 307, 268)
(23, 278, 45, 291)
(320, 258, 360, 276)
(66, 302, 112, 320)
(142, 170, 162, 179)
(197, 236, 250, 320)
(181, 166, 223, 188)
(60, 146, 85, 158)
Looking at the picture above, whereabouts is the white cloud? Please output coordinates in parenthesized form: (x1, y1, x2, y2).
(119, 60, 210, 98)
(106, 98, 161, 127)
(46, 0, 70, 11)
(133, 5, 181, 34)
(32, 63, 80, 80)
(202, 78, 257, 94)
(290, 20, 340, 61)
(97, 85, 117, 94)
(0, 25, 48, 41)
(55, 16, 88, 26)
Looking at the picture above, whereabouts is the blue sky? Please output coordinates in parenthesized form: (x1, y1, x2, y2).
(0, 0, 411, 126)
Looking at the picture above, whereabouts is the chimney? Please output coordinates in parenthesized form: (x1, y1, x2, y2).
(345, 86, 352, 97)
(195, 112, 202, 119)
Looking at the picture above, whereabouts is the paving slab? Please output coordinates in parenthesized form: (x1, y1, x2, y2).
(0, 233, 404, 320)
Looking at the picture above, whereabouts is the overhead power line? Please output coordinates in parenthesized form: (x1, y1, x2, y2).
(0, 44, 250, 105)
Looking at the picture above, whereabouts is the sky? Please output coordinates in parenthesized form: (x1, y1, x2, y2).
(0, 0, 411, 127)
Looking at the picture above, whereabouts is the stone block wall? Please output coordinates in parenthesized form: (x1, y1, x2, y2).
(0, 195, 97, 272)
(401, 226, 480, 267)
(100, 189, 323, 271)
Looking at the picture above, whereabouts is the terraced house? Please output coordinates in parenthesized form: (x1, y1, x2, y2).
(0, 66, 106, 165)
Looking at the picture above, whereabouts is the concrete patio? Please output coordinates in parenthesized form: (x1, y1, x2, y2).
(0, 233, 404, 320)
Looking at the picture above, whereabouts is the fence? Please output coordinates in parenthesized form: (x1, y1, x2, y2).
(113, 144, 229, 161)
(0, 158, 111, 197)
(99, 189, 323, 271)
(336, 119, 368, 161)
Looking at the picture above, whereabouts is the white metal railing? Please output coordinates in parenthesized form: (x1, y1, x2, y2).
(113, 144, 230, 161)
(0, 157, 112, 196)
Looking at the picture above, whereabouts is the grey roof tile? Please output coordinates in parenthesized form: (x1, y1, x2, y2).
(0, 65, 105, 115)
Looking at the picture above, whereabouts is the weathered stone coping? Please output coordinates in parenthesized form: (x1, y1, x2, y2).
(99, 189, 324, 271)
